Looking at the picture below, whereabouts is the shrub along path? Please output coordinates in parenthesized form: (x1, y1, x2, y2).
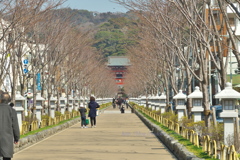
(13, 106, 176, 160)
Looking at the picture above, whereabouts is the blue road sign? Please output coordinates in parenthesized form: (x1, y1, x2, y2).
(23, 59, 28, 64)
(23, 68, 28, 74)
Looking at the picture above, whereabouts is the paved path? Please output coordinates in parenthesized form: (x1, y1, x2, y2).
(13, 107, 177, 160)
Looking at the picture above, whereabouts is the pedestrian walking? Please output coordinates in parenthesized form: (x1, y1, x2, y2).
(126, 99, 129, 109)
(88, 96, 100, 128)
(120, 106, 125, 113)
(117, 96, 123, 109)
(112, 98, 116, 109)
(0, 92, 20, 160)
(78, 103, 87, 128)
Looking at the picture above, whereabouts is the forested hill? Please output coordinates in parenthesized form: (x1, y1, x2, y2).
(51, 8, 139, 57)
(52, 8, 130, 25)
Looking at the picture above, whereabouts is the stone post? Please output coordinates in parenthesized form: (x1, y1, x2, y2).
(151, 95, 156, 110)
(136, 97, 139, 105)
(173, 90, 187, 121)
(36, 93, 45, 126)
(74, 97, 79, 110)
(50, 95, 57, 118)
(15, 91, 25, 134)
(188, 86, 204, 122)
(80, 96, 84, 107)
(84, 97, 88, 108)
(214, 82, 240, 145)
(154, 94, 161, 111)
(147, 95, 152, 109)
(141, 95, 147, 107)
(59, 96, 66, 115)
(159, 93, 166, 113)
(68, 95, 74, 112)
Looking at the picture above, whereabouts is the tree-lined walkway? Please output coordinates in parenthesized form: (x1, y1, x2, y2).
(14, 107, 176, 160)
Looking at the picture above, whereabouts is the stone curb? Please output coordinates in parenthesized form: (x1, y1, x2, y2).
(14, 118, 80, 153)
(134, 109, 204, 160)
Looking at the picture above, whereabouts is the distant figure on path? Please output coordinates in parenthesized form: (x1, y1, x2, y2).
(0, 92, 20, 160)
(79, 103, 87, 128)
(120, 106, 125, 113)
(88, 96, 100, 128)
(117, 97, 123, 109)
(112, 98, 116, 109)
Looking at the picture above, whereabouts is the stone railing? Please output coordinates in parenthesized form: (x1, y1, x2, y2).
(133, 104, 239, 160)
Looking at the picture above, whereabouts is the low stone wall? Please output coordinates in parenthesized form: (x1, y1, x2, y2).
(14, 118, 80, 153)
(134, 109, 204, 160)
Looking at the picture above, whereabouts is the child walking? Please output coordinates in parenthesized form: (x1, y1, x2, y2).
(79, 104, 87, 128)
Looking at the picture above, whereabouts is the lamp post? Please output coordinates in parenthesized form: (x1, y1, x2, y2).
(15, 91, 25, 134)
(59, 96, 66, 115)
(214, 82, 240, 145)
(50, 95, 57, 118)
(68, 95, 74, 112)
(36, 93, 45, 127)
(188, 86, 204, 122)
(159, 93, 166, 113)
(173, 90, 187, 121)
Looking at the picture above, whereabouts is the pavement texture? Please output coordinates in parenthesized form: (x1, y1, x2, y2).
(13, 107, 177, 160)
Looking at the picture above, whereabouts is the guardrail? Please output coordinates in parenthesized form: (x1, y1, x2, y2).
(133, 104, 239, 160)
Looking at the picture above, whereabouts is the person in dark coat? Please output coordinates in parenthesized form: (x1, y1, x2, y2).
(117, 97, 123, 109)
(88, 96, 100, 128)
(0, 92, 20, 160)
(79, 103, 87, 128)
(112, 98, 116, 109)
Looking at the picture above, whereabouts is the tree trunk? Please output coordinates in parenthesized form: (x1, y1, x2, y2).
(202, 81, 211, 127)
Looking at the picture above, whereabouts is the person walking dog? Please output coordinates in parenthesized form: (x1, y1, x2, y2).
(0, 92, 20, 160)
(88, 96, 100, 128)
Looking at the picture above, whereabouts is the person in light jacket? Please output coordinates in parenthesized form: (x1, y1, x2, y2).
(88, 96, 100, 128)
(0, 92, 20, 160)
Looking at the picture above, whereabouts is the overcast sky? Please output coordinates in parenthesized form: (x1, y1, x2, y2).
(62, 0, 128, 13)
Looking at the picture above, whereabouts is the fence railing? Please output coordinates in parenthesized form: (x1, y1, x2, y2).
(21, 112, 80, 136)
(133, 105, 239, 160)
(21, 121, 29, 135)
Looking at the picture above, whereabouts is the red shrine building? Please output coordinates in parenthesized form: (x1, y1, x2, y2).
(107, 56, 131, 87)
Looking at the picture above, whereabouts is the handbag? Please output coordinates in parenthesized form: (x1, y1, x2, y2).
(85, 119, 89, 125)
